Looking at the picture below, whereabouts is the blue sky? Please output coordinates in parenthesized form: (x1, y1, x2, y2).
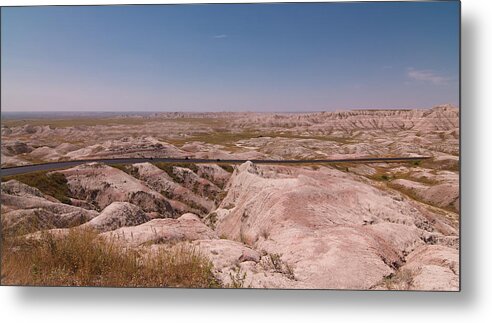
(1, 2, 459, 112)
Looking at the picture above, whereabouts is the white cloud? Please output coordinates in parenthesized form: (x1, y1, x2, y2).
(213, 34, 228, 39)
(407, 68, 451, 85)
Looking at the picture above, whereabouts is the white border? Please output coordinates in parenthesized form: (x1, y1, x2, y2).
(2, 1, 492, 322)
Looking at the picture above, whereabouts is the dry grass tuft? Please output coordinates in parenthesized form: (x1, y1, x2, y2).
(382, 269, 414, 290)
(1, 229, 220, 288)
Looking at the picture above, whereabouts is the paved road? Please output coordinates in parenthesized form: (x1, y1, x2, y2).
(0, 156, 430, 177)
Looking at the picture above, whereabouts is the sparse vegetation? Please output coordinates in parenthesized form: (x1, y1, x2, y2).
(205, 212, 218, 230)
(181, 163, 199, 173)
(187, 200, 209, 215)
(380, 174, 391, 181)
(168, 127, 354, 150)
(226, 265, 248, 288)
(381, 269, 414, 290)
(160, 189, 173, 200)
(216, 191, 229, 204)
(2, 116, 149, 128)
(110, 164, 129, 173)
(154, 163, 183, 183)
(153, 162, 198, 174)
(1, 229, 220, 288)
(192, 181, 202, 194)
(2, 171, 72, 204)
(387, 181, 458, 216)
(261, 253, 296, 280)
(357, 166, 395, 182)
(421, 158, 459, 172)
(1, 210, 92, 238)
(1, 212, 51, 238)
(267, 253, 284, 272)
(218, 164, 234, 173)
(110, 164, 140, 178)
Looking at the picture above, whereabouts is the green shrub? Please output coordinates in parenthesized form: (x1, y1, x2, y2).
(218, 164, 234, 173)
(2, 171, 72, 204)
(226, 266, 248, 288)
(380, 174, 390, 181)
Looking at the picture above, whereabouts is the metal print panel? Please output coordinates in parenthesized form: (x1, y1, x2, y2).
(0, 1, 460, 290)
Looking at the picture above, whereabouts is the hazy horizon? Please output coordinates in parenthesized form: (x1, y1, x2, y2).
(1, 2, 459, 112)
(0, 103, 458, 118)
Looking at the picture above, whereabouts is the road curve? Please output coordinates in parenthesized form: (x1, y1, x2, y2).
(0, 156, 431, 177)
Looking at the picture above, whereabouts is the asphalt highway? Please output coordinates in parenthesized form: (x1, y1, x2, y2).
(0, 156, 431, 177)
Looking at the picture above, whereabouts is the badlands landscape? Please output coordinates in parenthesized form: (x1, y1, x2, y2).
(0, 105, 460, 290)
